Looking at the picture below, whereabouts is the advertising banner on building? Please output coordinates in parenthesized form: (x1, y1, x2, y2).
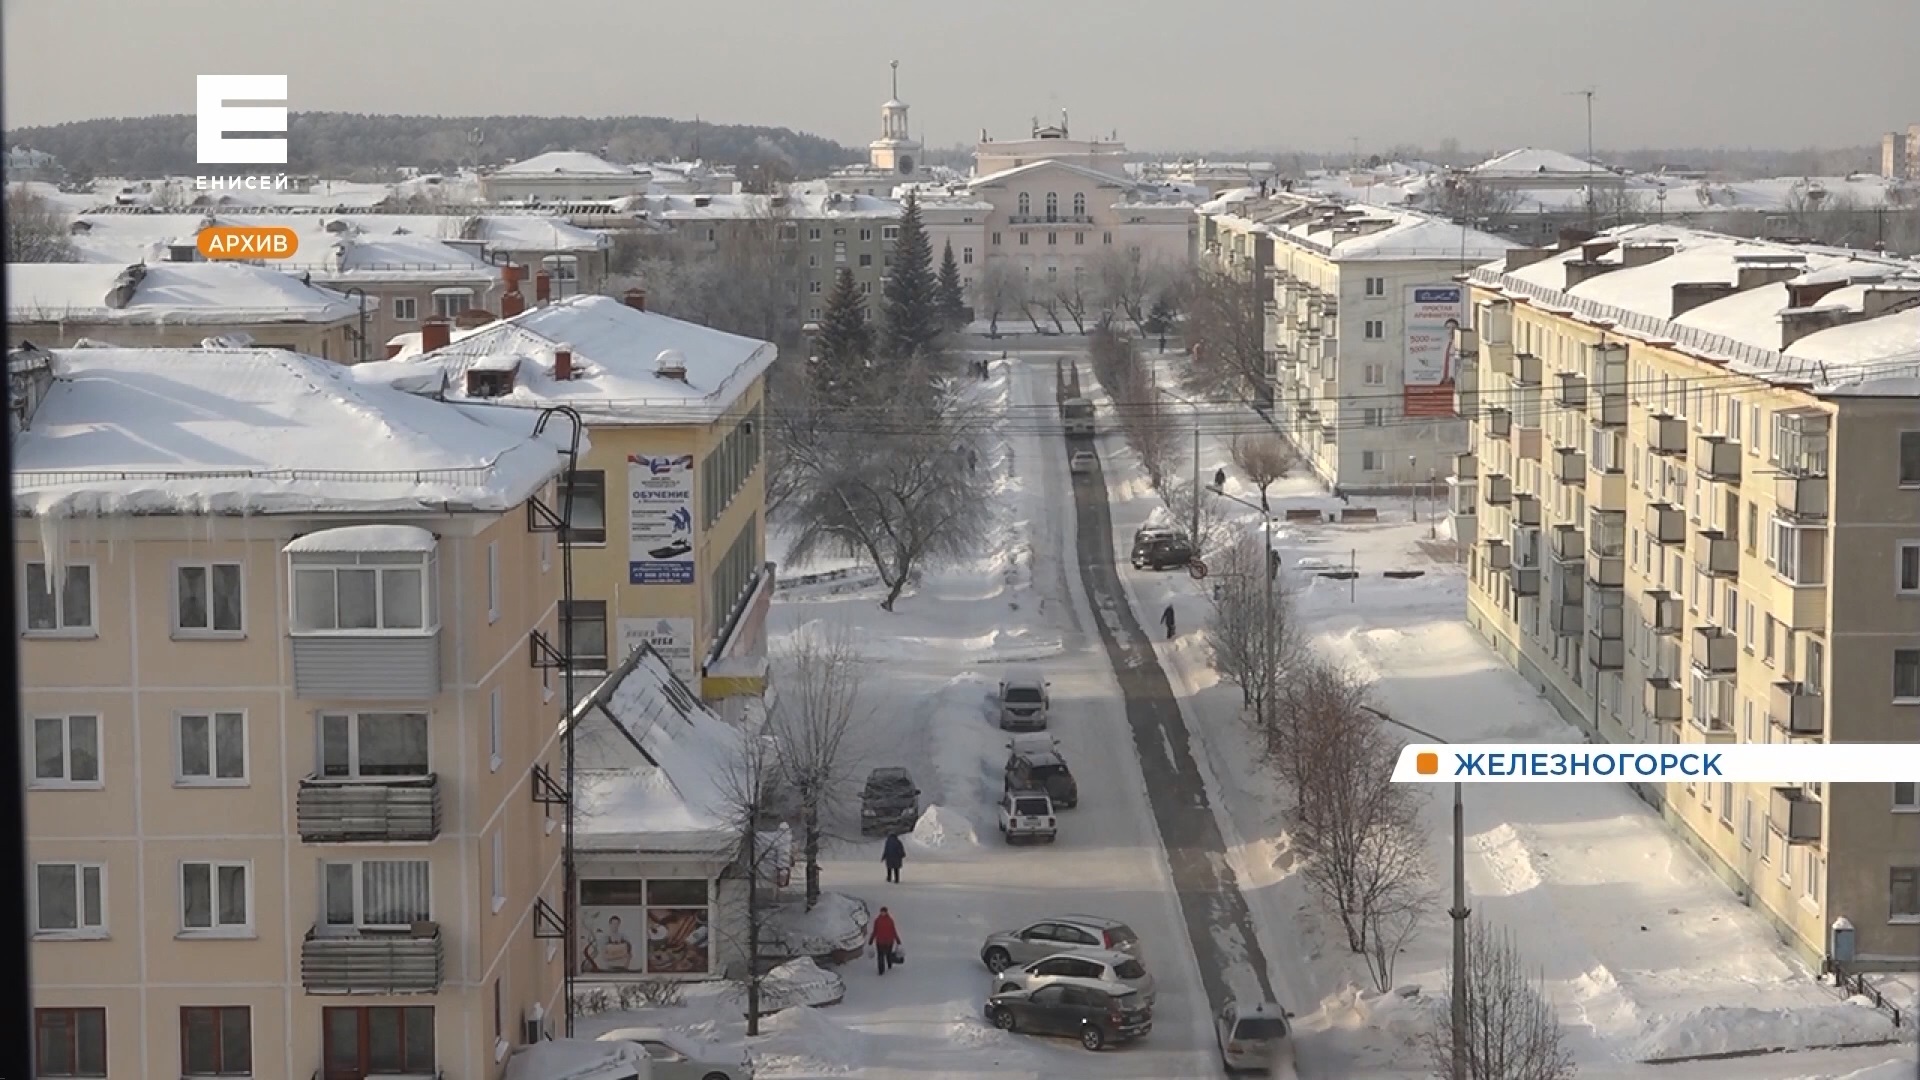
(577, 905, 712, 976)
(618, 617, 696, 685)
(627, 453, 696, 584)
(1404, 284, 1467, 418)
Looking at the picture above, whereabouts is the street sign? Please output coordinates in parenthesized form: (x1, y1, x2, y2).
(1188, 559, 1208, 580)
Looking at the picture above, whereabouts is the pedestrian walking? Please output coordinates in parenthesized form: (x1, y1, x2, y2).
(1161, 604, 1176, 640)
(869, 906, 902, 976)
(967, 448, 978, 473)
(1213, 467, 1227, 490)
(882, 833, 906, 883)
(1269, 548, 1281, 581)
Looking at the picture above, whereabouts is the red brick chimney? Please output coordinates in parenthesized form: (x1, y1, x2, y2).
(500, 264, 525, 317)
(624, 287, 648, 312)
(420, 318, 451, 353)
(534, 271, 552, 305)
(553, 348, 573, 381)
(385, 341, 404, 359)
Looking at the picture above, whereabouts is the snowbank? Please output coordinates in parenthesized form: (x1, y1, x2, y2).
(502, 1038, 647, 1080)
(750, 1005, 871, 1075)
(755, 956, 846, 1013)
(903, 803, 980, 857)
(1636, 1004, 1900, 1062)
(759, 892, 870, 960)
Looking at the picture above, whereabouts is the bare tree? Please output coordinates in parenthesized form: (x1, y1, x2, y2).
(1157, 476, 1231, 555)
(710, 727, 782, 1035)
(1087, 324, 1179, 487)
(1182, 266, 1269, 402)
(1091, 247, 1179, 333)
(1430, 177, 1523, 231)
(1427, 918, 1576, 1080)
(1029, 282, 1065, 334)
(768, 625, 873, 910)
(1203, 531, 1302, 718)
(615, 201, 804, 351)
(973, 261, 1026, 337)
(1228, 433, 1297, 511)
(1052, 275, 1091, 334)
(5, 187, 78, 262)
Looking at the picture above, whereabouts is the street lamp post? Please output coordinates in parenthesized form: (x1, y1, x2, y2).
(341, 286, 371, 365)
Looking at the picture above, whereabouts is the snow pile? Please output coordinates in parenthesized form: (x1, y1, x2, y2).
(749, 1004, 871, 1075)
(1829, 1062, 1920, 1080)
(759, 892, 870, 959)
(925, 672, 1010, 829)
(502, 1038, 647, 1080)
(904, 804, 980, 856)
(1634, 1003, 1899, 1062)
(755, 956, 846, 1012)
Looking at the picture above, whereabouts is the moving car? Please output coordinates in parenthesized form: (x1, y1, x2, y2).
(599, 1026, 756, 1080)
(997, 789, 1057, 843)
(1069, 448, 1098, 474)
(980, 916, 1141, 972)
(985, 981, 1152, 1050)
(1130, 524, 1195, 570)
(859, 766, 920, 836)
(1003, 733, 1078, 808)
(997, 667, 1050, 730)
(1215, 999, 1296, 1074)
(993, 948, 1156, 1007)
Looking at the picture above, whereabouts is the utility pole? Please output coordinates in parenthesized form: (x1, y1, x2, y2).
(1450, 781, 1470, 1080)
(1191, 425, 1201, 543)
(1569, 88, 1596, 227)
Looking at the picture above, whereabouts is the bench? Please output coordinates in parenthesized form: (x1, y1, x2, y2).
(1284, 508, 1323, 523)
(1339, 507, 1381, 523)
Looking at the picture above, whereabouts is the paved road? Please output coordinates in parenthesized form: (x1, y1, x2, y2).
(1048, 366, 1280, 1016)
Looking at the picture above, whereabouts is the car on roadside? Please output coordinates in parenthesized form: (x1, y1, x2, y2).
(992, 948, 1156, 1007)
(598, 1026, 756, 1080)
(1130, 524, 1195, 570)
(980, 916, 1141, 972)
(1214, 999, 1296, 1074)
(997, 667, 1050, 730)
(996, 789, 1057, 843)
(1069, 449, 1098, 474)
(985, 981, 1152, 1050)
(1003, 734, 1078, 808)
(858, 766, 920, 836)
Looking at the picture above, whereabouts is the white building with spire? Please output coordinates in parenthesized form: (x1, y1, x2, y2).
(821, 62, 928, 196)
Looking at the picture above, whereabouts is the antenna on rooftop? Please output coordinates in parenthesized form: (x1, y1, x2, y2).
(1567, 87, 1597, 226)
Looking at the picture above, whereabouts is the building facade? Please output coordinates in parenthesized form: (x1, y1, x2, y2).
(1455, 225, 1920, 967)
(18, 345, 573, 1080)
(481, 151, 651, 203)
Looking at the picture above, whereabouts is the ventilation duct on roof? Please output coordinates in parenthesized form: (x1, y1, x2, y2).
(104, 264, 147, 309)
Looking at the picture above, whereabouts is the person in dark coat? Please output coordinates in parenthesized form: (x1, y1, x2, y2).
(1269, 548, 1282, 581)
(1161, 604, 1177, 640)
(1213, 467, 1227, 490)
(882, 833, 906, 883)
(869, 906, 902, 975)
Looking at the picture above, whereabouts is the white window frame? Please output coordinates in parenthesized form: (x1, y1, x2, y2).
(1896, 648, 1920, 705)
(180, 860, 253, 936)
(1894, 782, 1920, 812)
(490, 830, 507, 914)
(540, 254, 578, 283)
(1898, 541, 1920, 595)
(1364, 319, 1385, 340)
(32, 713, 102, 788)
(317, 711, 431, 779)
(33, 861, 106, 939)
(175, 710, 248, 786)
(1361, 450, 1382, 472)
(1891, 866, 1920, 923)
(22, 560, 96, 636)
(489, 687, 503, 773)
(486, 541, 500, 624)
(883, 226, 900, 240)
(1365, 276, 1385, 296)
(1363, 408, 1384, 427)
(321, 859, 431, 931)
(172, 560, 245, 638)
(430, 287, 475, 320)
(1900, 430, 1920, 488)
(288, 551, 437, 635)
(390, 295, 419, 322)
(1363, 362, 1385, 385)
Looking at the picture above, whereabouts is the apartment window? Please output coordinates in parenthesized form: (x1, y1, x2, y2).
(1899, 541, 1920, 594)
(962, 246, 973, 265)
(1718, 783, 1733, 826)
(1364, 276, 1385, 296)
(807, 307, 821, 321)
(430, 288, 473, 320)
(1896, 783, 1920, 810)
(1896, 648, 1920, 703)
(1018, 232, 1029, 245)
(1362, 408, 1385, 427)
(181, 1006, 251, 1077)
(1741, 798, 1753, 847)
(556, 470, 607, 544)
(562, 600, 609, 672)
(1044, 232, 1055, 246)
(180, 861, 251, 934)
(1726, 587, 1739, 636)
(1805, 638, 1825, 695)
(991, 231, 1001, 245)
(485, 542, 500, 623)
(1364, 319, 1385, 340)
(35, 1007, 106, 1078)
(1900, 431, 1920, 486)
(1750, 403, 1763, 456)
(488, 687, 503, 772)
(1767, 517, 1825, 585)
(33, 714, 100, 786)
(319, 712, 428, 778)
(858, 253, 872, 267)
(290, 550, 433, 633)
(1074, 231, 1085, 245)
(1744, 601, 1756, 651)
(1763, 615, 1777, 664)
(859, 227, 872, 241)
(1363, 362, 1385, 385)
(34, 862, 104, 936)
(23, 562, 93, 634)
(322, 1006, 435, 1079)
(177, 711, 246, 784)
(1361, 451, 1382, 472)
(175, 562, 243, 635)
(807, 227, 821, 240)
(883, 226, 899, 239)
(1103, 231, 1113, 245)
(390, 296, 418, 322)
(860, 281, 872, 295)
(808, 279, 822, 294)
(806, 254, 818, 268)
(1018, 192, 1031, 215)
(1892, 867, 1920, 921)
(323, 860, 430, 930)
(490, 829, 507, 912)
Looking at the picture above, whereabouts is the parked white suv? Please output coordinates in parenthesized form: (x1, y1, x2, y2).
(998, 667, 1050, 730)
(993, 948, 1156, 1007)
(997, 790, 1057, 843)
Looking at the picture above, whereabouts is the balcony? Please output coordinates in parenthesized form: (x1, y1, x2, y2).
(1454, 451, 1478, 482)
(1514, 493, 1541, 528)
(1454, 367, 1480, 414)
(1555, 447, 1586, 485)
(1644, 677, 1682, 722)
(296, 775, 442, 843)
(292, 631, 441, 700)
(1320, 377, 1340, 400)
(1589, 394, 1628, 428)
(1645, 589, 1682, 634)
(1321, 424, 1337, 445)
(1764, 680, 1823, 738)
(1007, 213, 1094, 226)
(1783, 578, 1828, 632)
(1691, 626, 1737, 673)
(1513, 352, 1543, 386)
(1587, 631, 1625, 670)
(1448, 479, 1479, 518)
(1773, 473, 1828, 520)
(1648, 413, 1688, 456)
(1555, 371, 1588, 408)
(1587, 549, 1624, 588)
(1690, 674, 1735, 737)
(1486, 474, 1512, 505)
(1550, 599, 1583, 636)
(302, 924, 444, 995)
(1551, 524, 1585, 563)
(1485, 408, 1512, 439)
(1589, 598, 1624, 640)
(1485, 539, 1511, 571)
(1695, 530, 1738, 577)
(1509, 565, 1541, 596)
(1451, 325, 1479, 363)
(1769, 788, 1821, 844)
(1647, 502, 1685, 545)
(1695, 435, 1741, 483)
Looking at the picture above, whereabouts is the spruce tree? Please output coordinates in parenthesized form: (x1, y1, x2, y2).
(812, 267, 871, 400)
(879, 190, 941, 358)
(935, 240, 968, 331)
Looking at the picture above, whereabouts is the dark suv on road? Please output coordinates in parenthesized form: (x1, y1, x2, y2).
(1131, 525, 1194, 570)
(1004, 742, 1078, 808)
(986, 982, 1153, 1051)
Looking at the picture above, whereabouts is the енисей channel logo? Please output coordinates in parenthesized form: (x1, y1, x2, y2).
(192, 75, 297, 258)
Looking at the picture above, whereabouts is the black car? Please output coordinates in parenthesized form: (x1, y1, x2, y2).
(1130, 526, 1194, 570)
(985, 983, 1153, 1051)
(1004, 742, 1078, 809)
(860, 767, 920, 836)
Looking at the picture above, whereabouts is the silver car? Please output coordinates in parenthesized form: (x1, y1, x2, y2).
(980, 915, 1140, 973)
(1215, 999, 1296, 1075)
(599, 1026, 755, 1080)
(993, 947, 1156, 1008)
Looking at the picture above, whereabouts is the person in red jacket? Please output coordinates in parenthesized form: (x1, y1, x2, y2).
(869, 906, 902, 976)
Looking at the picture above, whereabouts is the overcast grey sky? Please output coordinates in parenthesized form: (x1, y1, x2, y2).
(6, 0, 1916, 152)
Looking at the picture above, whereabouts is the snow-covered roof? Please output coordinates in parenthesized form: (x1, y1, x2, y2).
(7, 262, 361, 325)
(11, 346, 573, 519)
(359, 294, 774, 425)
(968, 159, 1136, 191)
(1249, 202, 1517, 262)
(492, 151, 630, 177)
(65, 214, 499, 283)
(1469, 146, 1611, 178)
(502, 1039, 647, 1080)
(572, 643, 744, 855)
(1786, 306, 1920, 395)
(283, 524, 438, 555)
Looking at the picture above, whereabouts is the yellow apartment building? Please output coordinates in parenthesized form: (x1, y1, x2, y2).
(15, 344, 575, 1079)
(1454, 225, 1920, 968)
(369, 291, 775, 717)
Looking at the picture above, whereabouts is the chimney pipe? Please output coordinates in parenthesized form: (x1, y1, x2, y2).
(420, 318, 451, 353)
(501, 291, 525, 318)
(385, 341, 404, 359)
(502, 263, 522, 291)
(553, 348, 573, 381)
(624, 287, 648, 312)
(535, 272, 552, 304)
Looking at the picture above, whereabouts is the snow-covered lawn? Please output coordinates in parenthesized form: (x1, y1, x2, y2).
(1087, 355, 1909, 1077)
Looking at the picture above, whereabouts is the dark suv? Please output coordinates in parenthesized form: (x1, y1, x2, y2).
(860, 767, 920, 836)
(1131, 526, 1194, 570)
(986, 982, 1153, 1050)
(1004, 742, 1078, 808)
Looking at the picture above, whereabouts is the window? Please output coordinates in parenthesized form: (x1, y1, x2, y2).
(808, 279, 821, 294)
(1767, 517, 1825, 585)
(806, 253, 818, 268)
(1896, 783, 1920, 810)
(23, 562, 93, 634)
(832, 241, 847, 264)
(1897, 648, 1920, 702)
(1073, 193, 1086, 216)
(1044, 192, 1058, 220)
(1362, 408, 1384, 427)
(1763, 615, 1777, 664)
(177, 711, 246, 784)
(181, 1006, 250, 1077)
(1744, 601, 1756, 650)
(562, 600, 609, 672)
(860, 281, 872, 295)
(1363, 362, 1384, 385)
(486, 542, 500, 623)
(1361, 451, 1382, 472)
(430, 288, 473, 320)
(1017, 192, 1030, 216)
(579, 878, 713, 974)
(390, 296, 418, 322)
(493, 980, 503, 1045)
(962, 246, 973, 265)
(1103, 231, 1113, 245)
(1892, 867, 1920, 921)
(35, 1008, 106, 1078)
(1719, 783, 1733, 825)
(34, 862, 104, 936)
(556, 470, 607, 544)
(991, 231, 1001, 245)
(883, 225, 899, 240)
(489, 687, 503, 772)
(1806, 638, 1824, 694)
(1901, 431, 1920, 486)
(807, 227, 821, 241)
(1900, 542, 1920, 594)
(323, 860, 430, 929)
(290, 550, 432, 634)
(859, 227, 872, 241)
(1742, 798, 1753, 847)
(491, 830, 506, 912)
(703, 228, 716, 243)
(33, 714, 100, 786)
(1073, 231, 1085, 245)
(1364, 319, 1384, 340)
(1364, 276, 1385, 296)
(1018, 232, 1029, 245)
(175, 562, 243, 635)
(858, 253, 872, 267)
(319, 712, 429, 778)
(322, 1006, 435, 1080)
(180, 861, 251, 934)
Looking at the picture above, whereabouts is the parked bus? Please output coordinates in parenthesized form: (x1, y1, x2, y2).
(1060, 396, 1095, 437)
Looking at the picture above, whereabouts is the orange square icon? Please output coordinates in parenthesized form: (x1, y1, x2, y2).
(1416, 752, 1440, 776)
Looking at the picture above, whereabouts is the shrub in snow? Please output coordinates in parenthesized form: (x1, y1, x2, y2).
(759, 892, 870, 960)
(1425, 916, 1574, 1080)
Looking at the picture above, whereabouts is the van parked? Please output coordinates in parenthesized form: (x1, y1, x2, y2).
(998, 667, 1050, 730)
